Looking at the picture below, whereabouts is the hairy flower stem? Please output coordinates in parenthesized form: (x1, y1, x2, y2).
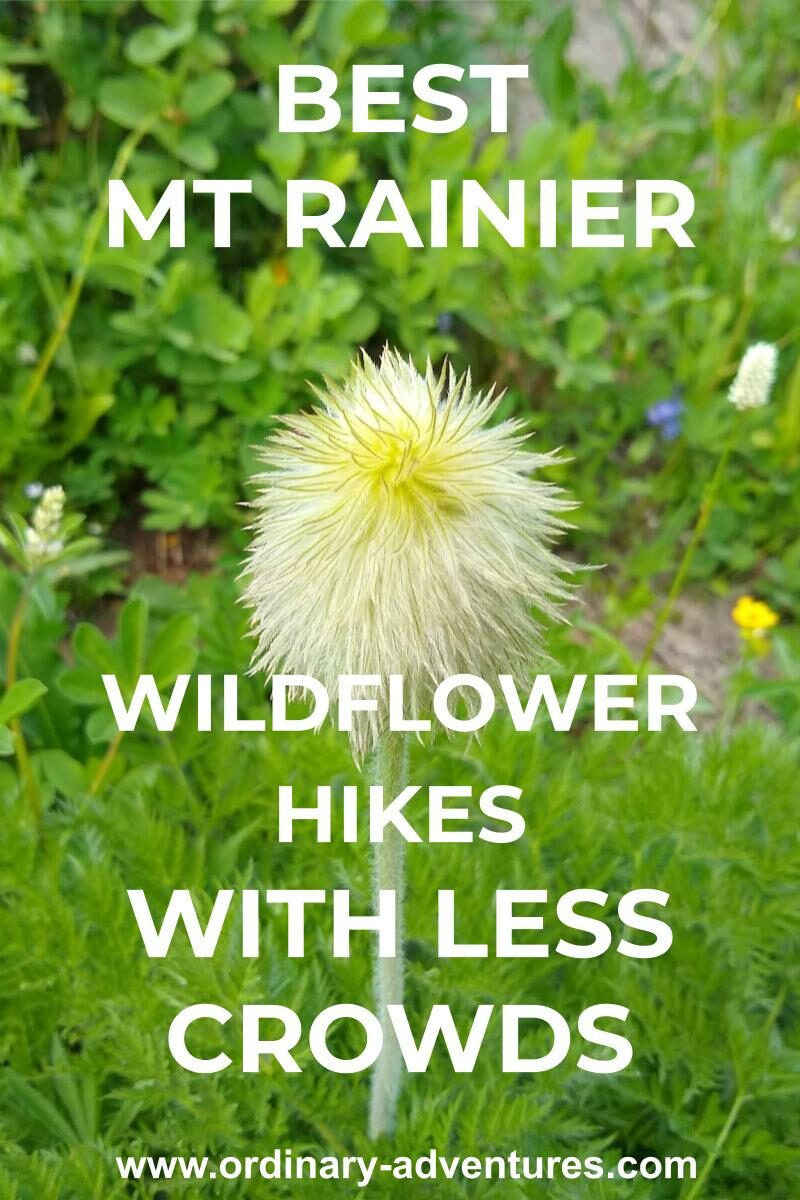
(368, 732, 408, 1139)
(4, 585, 40, 820)
(639, 427, 736, 671)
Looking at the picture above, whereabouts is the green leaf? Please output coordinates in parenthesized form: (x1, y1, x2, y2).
(181, 70, 235, 121)
(0, 525, 26, 566)
(119, 598, 149, 679)
(341, 0, 389, 46)
(778, 355, 800, 460)
(65, 95, 92, 131)
(0, 725, 13, 755)
(532, 9, 577, 119)
(566, 307, 609, 358)
(36, 750, 89, 800)
(165, 289, 252, 361)
(174, 131, 219, 172)
(147, 613, 199, 684)
(144, 0, 202, 21)
(321, 277, 361, 321)
(98, 74, 169, 128)
(63, 392, 116, 452)
(73, 623, 119, 674)
(46, 549, 129, 581)
(155, 123, 219, 171)
(0, 678, 48, 724)
(86, 708, 119, 745)
(126, 21, 194, 67)
(319, 149, 359, 187)
(258, 129, 305, 182)
(2, 1073, 78, 1145)
(59, 667, 109, 706)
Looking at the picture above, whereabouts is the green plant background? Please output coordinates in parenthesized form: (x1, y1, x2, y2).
(0, 1, 798, 1197)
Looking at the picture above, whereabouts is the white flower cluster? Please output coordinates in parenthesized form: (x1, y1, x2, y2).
(728, 342, 778, 411)
(25, 485, 65, 565)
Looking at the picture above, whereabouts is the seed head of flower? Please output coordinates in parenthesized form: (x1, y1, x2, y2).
(728, 342, 778, 411)
(242, 348, 575, 760)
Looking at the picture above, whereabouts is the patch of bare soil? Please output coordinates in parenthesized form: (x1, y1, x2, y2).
(621, 593, 742, 710)
(581, 587, 778, 726)
(125, 527, 220, 583)
(570, 0, 700, 87)
(475, 0, 703, 134)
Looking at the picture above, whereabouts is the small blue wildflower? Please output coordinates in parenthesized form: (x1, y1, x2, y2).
(24, 481, 44, 499)
(647, 391, 684, 441)
(437, 312, 455, 333)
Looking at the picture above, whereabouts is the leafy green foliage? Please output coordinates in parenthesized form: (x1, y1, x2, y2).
(0, 2, 799, 1196)
(0, 0, 797, 612)
(0, 612, 797, 1197)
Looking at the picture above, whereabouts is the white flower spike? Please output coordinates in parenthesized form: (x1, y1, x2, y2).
(25, 485, 65, 565)
(243, 348, 574, 759)
(728, 342, 778, 411)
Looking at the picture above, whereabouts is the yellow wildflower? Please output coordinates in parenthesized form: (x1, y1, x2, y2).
(0, 69, 23, 99)
(731, 595, 779, 646)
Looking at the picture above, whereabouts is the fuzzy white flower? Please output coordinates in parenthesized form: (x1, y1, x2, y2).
(243, 348, 574, 759)
(728, 342, 778, 411)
